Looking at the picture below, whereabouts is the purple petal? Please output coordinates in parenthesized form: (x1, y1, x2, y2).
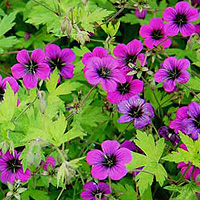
(111, 70, 126, 83)
(130, 79, 143, 94)
(118, 114, 133, 124)
(45, 44, 61, 60)
(107, 91, 122, 104)
(83, 182, 97, 191)
(143, 103, 155, 118)
(187, 8, 199, 22)
(93, 47, 108, 58)
(115, 148, 132, 164)
(31, 49, 46, 63)
(101, 79, 117, 92)
(60, 64, 74, 79)
(15, 168, 31, 182)
(60, 48, 76, 63)
(113, 44, 127, 58)
(23, 74, 38, 89)
(134, 115, 151, 129)
(177, 58, 190, 70)
(80, 191, 94, 200)
(154, 69, 168, 83)
(82, 52, 94, 65)
(180, 24, 195, 37)
(177, 106, 189, 119)
(36, 64, 50, 79)
(91, 165, 108, 180)
(2, 77, 19, 94)
(84, 69, 100, 85)
(176, 71, 190, 84)
(164, 23, 179, 37)
(149, 18, 164, 29)
(163, 79, 176, 92)
(117, 99, 131, 113)
(16, 49, 30, 64)
(163, 7, 176, 21)
(144, 38, 155, 49)
(175, 1, 190, 14)
(160, 37, 172, 49)
(0, 170, 15, 183)
(86, 150, 104, 165)
(127, 39, 143, 55)
(11, 64, 26, 79)
(109, 164, 127, 180)
(188, 102, 200, 118)
(98, 182, 111, 194)
(137, 53, 146, 66)
(101, 140, 120, 156)
(139, 25, 152, 37)
(163, 57, 177, 70)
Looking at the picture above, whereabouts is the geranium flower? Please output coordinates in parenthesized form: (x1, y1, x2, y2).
(84, 57, 126, 92)
(139, 18, 172, 49)
(163, 1, 199, 37)
(86, 140, 132, 180)
(0, 75, 19, 101)
(113, 39, 146, 71)
(42, 156, 56, 171)
(117, 95, 154, 129)
(45, 44, 75, 79)
(81, 182, 111, 200)
(154, 57, 190, 92)
(0, 150, 31, 183)
(107, 75, 143, 104)
(135, 9, 147, 19)
(11, 49, 50, 89)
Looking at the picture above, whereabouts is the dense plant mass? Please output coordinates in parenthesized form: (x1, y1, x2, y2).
(2, 0, 200, 199)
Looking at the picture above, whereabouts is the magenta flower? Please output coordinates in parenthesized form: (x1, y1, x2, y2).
(45, 44, 75, 79)
(117, 95, 154, 129)
(135, 9, 147, 19)
(86, 140, 132, 180)
(107, 75, 143, 104)
(42, 156, 56, 171)
(82, 47, 110, 66)
(139, 18, 172, 49)
(163, 1, 199, 37)
(195, 24, 200, 34)
(170, 102, 200, 140)
(84, 57, 126, 92)
(81, 182, 111, 200)
(113, 39, 146, 71)
(11, 49, 50, 89)
(154, 57, 190, 92)
(0, 75, 19, 101)
(0, 150, 31, 183)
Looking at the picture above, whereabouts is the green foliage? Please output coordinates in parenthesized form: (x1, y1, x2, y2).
(163, 132, 200, 168)
(127, 130, 167, 195)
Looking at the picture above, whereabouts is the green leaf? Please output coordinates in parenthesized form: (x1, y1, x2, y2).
(163, 132, 200, 168)
(46, 70, 59, 94)
(141, 186, 153, 200)
(0, 36, 19, 48)
(186, 77, 200, 91)
(0, 12, 17, 37)
(127, 131, 167, 195)
(0, 83, 17, 122)
(29, 189, 50, 200)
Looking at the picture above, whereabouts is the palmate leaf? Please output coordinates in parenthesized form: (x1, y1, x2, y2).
(163, 132, 200, 168)
(126, 131, 167, 195)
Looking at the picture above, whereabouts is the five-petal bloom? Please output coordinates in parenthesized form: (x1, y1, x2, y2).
(84, 57, 126, 92)
(154, 57, 190, 92)
(86, 140, 132, 180)
(113, 39, 146, 71)
(45, 44, 76, 79)
(11, 49, 50, 89)
(117, 95, 154, 129)
(0, 150, 31, 183)
(0, 75, 19, 101)
(81, 182, 111, 200)
(163, 1, 199, 37)
(139, 18, 172, 49)
(107, 75, 143, 104)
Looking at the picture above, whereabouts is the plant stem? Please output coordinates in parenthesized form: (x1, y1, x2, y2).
(117, 122, 132, 140)
(151, 122, 160, 138)
(12, 93, 39, 124)
(55, 147, 66, 163)
(182, 83, 200, 102)
(80, 85, 97, 105)
(56, 179, 67, 200)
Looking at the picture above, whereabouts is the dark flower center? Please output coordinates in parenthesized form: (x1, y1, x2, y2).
(168, 67, 181, 80)
(125, 54, 137, 67)
(97, 67, 111, 79)
(0, 87, 5, 102)
(48, 57, 66, 71)
(117, 82, 130, 95)
(102, 154, 116, 167)
(174, 14, 187, 27)
(151, 29, 163, 40)
(25, 59, 38, 74)
(128, 106, 143, 118)
(6, 158, 21, 173)
(92, 189, 104, 199)
(193, 115, 200, 129)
